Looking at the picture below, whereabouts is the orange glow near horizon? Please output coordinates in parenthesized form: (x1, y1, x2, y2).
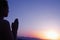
(19, 29, 59, 40)
(44, 30, 59, 40)
(30, 30, 59, 40)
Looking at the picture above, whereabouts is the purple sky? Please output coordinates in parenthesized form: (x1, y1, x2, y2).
(6, 0, 60, 38)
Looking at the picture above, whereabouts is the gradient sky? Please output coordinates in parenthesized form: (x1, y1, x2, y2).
(6, 0, 60, 38)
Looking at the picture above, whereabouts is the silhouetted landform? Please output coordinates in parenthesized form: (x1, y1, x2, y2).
(17, 36, 53, 40)
(17, 36, 41, 40)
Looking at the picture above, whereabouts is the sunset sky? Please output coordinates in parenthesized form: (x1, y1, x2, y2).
(6, 0, 60, 39)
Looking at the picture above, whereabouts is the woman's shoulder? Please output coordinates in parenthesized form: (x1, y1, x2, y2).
(0, 20, 10, 32)
(3, 20, 9, 24)
(0, 19, 9, 23)
(2, 20, 9, 24)
(0, 20, 10, 27)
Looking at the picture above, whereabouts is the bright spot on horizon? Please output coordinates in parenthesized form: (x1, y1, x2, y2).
(44, 30, 59, 40)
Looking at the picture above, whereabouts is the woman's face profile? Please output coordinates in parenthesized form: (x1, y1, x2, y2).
(3, 6, 9, 17)
(0, 0, 9, 17)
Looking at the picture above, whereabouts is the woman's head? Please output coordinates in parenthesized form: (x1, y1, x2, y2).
(0, 0, 9, 18)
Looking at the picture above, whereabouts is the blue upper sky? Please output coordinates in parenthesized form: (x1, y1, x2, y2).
(7, 0, 60, 37)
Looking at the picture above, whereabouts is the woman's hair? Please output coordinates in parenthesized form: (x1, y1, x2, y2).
(0, 0, 9, 17)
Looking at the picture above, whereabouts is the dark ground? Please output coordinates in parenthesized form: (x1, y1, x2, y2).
(17, 37, 41, 40)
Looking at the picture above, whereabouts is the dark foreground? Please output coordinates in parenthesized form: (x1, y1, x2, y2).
(17, 37, 40, 40)
(17, 37, 59, 40)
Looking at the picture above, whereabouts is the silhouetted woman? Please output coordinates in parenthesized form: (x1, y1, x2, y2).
(0, 0, 18, 40)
